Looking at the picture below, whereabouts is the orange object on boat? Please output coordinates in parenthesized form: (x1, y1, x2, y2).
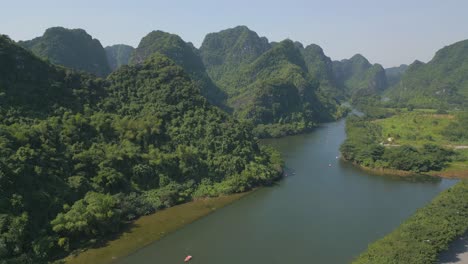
(184, 255, 192, 262)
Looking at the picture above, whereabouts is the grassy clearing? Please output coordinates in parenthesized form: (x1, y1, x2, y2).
(375, 110, 468, 177)
(341, 109, 468, 178)
(375, 111, 459, 146)
(64, 192, 249, 264)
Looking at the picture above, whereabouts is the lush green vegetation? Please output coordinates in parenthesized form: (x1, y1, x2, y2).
(42, 25, 347, 139)
(129, 30, 227, 107)
(0, 35, 283, 263)
(340, 113, 458, 173)
(230, 40, 343, 135)
(443, 112, 468, 143)
(385, 39, 468, 109)
(18, 27, 111, 77)
(340, 105, 468, 175)
(200, 26, 345, 137)
(376, 111, 468, 146)
(200, 25, 271, 85)
(353, 180, 468, 264)
(105, 44, 134, 71)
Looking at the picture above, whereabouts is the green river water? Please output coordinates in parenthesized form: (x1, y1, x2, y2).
(117, 118, 456, 264)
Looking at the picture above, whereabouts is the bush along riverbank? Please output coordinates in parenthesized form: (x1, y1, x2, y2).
(352, 181, 468, 264)
(64, 192, 250, 264)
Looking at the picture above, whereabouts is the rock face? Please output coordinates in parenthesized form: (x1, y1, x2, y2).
(105, 44, 134, 71)
(332, 54, 388, 96)
(386, 39, 468, 108)
(199, 25, 271, 84)
(385, 64, 408, 87)
(129, 31, 203, 70)
(129, 30, 226, 106)
(19, 27, 111, 77)
(299, 43, 343, 99)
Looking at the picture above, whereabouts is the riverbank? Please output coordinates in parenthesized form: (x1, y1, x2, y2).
(430, 169, 468, 179)
(348, 160, 468, 180)
(349, 161, 420, 177)
(341, 110, 468, 179)
(352, 181, 468, 264)
(111, 117, 459, 264)
(64, 192, 251, 264)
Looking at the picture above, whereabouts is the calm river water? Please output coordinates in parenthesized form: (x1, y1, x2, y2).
(117, 118, 456, 264)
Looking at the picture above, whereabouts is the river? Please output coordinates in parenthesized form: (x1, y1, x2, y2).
(116, 118, 456, 264)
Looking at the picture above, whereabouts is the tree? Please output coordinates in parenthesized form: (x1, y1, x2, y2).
(51, 192, 121, 245)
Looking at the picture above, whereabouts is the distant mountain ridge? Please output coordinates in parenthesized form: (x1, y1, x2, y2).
(332, 54, 388, 97)
(19, 27, 111, 77)
(298, 43, 343, 99)
(385, 39, 468, 108)
(15, 25, 418, 134)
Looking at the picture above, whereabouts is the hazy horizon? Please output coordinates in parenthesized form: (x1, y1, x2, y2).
(2, 0, 468, 67)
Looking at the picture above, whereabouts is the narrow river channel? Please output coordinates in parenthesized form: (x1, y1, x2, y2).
(117, 118, 456, 264)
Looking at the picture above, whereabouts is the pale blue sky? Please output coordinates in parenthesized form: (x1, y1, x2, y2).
(2, 0, 468, 67)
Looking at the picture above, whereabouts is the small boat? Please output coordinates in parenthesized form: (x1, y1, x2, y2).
(328, 164, 332, 167)
(184, 255, 193, 262)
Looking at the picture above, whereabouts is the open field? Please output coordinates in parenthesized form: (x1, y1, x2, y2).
(373, 110, 468, 178)
(375, 111, 466, 147)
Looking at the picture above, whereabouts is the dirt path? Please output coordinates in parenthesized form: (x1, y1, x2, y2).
(452, 145, 468, 150)
(382, 144, 468, 149)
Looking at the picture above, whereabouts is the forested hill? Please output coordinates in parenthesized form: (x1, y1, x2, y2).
(385, 39, 468, 108)
(13, 25, 353, 137)
(199, 25, 271, 85)
(18, 27, 111, 77)
(199, 26, 344, 137)
(232, 40, 341, 136)
(129, 30, 227, 106)
(0, 34, 105, 118)
(0, 35, 282, 263)
(298, 43, 343, 99)
(105, 44, 134, 71)
(332, 54, 388, 98)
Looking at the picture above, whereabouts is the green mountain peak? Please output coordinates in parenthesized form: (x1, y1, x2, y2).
(130, 30, 227, 106)
(19, 27, 111, 77)
(385, 39, 468, 108)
